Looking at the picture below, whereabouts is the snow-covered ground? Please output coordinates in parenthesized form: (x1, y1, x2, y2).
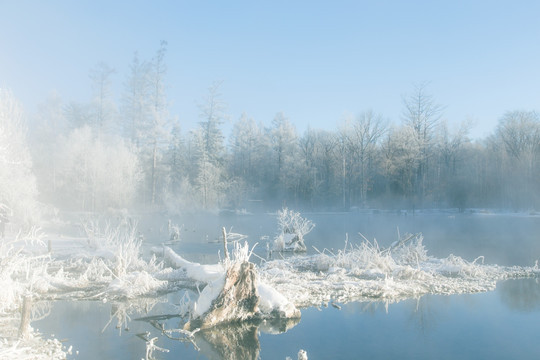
(260, 234, 540, 308)
(1, 218, 539, 358)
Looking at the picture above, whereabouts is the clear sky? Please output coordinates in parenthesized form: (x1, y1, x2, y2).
(1, 0, 539, 139)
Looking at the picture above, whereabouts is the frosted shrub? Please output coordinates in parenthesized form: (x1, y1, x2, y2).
(227, 241, 251, 265)
(260, 231, 540, 309)
(220, 227, 250, 268)
(390, 233, 428, 266)
(76, 219, 165, 300)
(273, 208, 315, 252)
(0, 241, 26, 314)
(83, 219, 157, 276)
(0, 229, 50, 314)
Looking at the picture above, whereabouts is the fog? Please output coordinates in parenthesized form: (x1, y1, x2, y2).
(2, 72, 540, 229)
(2, 48, 540, 294)
(3, 4, 540, 358)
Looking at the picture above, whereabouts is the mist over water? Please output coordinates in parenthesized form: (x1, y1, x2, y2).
(142, 211, 540, 267)
(28, 211, 540, 360)
(2, 3, 540, 358)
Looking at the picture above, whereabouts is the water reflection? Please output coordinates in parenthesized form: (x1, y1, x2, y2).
(408, 296, 444, 335)
(499, 278, 540, 311)
(26, 213, 540, 359)
(134, 315, 300, 360)
(124, 296, 301, 360)
(195, 322, 260, 360)
(30, 283, 540, 360)
(342, 297, 440, 334)
(198, 318, 300, 360)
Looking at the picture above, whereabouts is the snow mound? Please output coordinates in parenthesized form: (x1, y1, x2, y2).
(260, 234, 540, 308)
(0, 336, 68, 360)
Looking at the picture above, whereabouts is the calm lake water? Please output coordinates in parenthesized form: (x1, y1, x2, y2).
(35, 211, 540, 359)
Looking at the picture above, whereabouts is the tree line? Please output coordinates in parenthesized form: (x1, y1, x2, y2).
(2, 42, 540, 224)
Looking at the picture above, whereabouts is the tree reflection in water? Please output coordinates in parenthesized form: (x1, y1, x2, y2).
(134, 311, 300, 360)
(195, 317, 300, 360)
(499, 278, 540, 312)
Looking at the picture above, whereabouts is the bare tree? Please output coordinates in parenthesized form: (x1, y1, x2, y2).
(435, 119, 472, 209)
(495, 110, 540, 208)
(343, 110, 388, 205)
(402, 83, 444, 202)
(497, 110, 540, 166)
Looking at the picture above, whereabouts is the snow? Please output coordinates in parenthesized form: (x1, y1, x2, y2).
(257, 282, 300, 318)
(161, 244, 300, 320)
(192, 274, 226, 317)
(259, 234, 540, 308)
(0, 336, 67, 360)
(286, 349, 308, 360)
(1, 220, 540, 358)
(273, 208, 314, 252)
(161, 245, 224, 283)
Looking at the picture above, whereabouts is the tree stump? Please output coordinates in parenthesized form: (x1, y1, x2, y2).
(187, 261, 259, 330)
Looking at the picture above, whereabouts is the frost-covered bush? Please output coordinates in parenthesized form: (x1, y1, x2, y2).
(273, 208, 315, 252)
(0, 228, 48, 314)
(260, 232, 540, 308)
(80, 219, 165, 298)
(83, 219, 150, 273)
(0, 227, 68, 360)
(56, 126, 140, 211)
(0, 89, 40, 226)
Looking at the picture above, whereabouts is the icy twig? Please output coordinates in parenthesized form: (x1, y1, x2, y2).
(145, 336, 169, 360)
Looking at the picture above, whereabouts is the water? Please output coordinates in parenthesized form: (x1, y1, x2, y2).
(34, 211, 540, 359)
(145, 211, 540, 266)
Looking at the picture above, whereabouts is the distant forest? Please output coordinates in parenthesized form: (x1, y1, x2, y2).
(2, 42, 540, 224)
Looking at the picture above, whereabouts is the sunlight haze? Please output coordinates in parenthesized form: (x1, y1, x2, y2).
(2, 1, 539, 138)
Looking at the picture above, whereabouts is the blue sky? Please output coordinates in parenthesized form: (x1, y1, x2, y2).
(1, 1, 539, 139)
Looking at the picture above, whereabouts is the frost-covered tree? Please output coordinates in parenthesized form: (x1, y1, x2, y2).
(192, 128, 224, 209)
(434, 120, 471, 208)
(134, 41, 170, 206)
(342, 110, 387, 206)
(121, 52, 151, 148)
(57, 126, 140, 211)
(297, 127, 327, 206)
(31, 92, 68, 200)
(64, 101, 94, 130)
(382, 125, 422, 202)
(0, 89, 39, 225)
(89, 62, 117, 136)
(402, 83, 444, 201)
(198, 81, 227, 165)
(312, 130, 338, 206)
(494, 110, 540, 208)
(188, 81, 231, 209)
(230, 113, 267, 186)
(167, 124, 187, 196)
(497, 111, 540, 167)
(269, 112, 298, 200)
